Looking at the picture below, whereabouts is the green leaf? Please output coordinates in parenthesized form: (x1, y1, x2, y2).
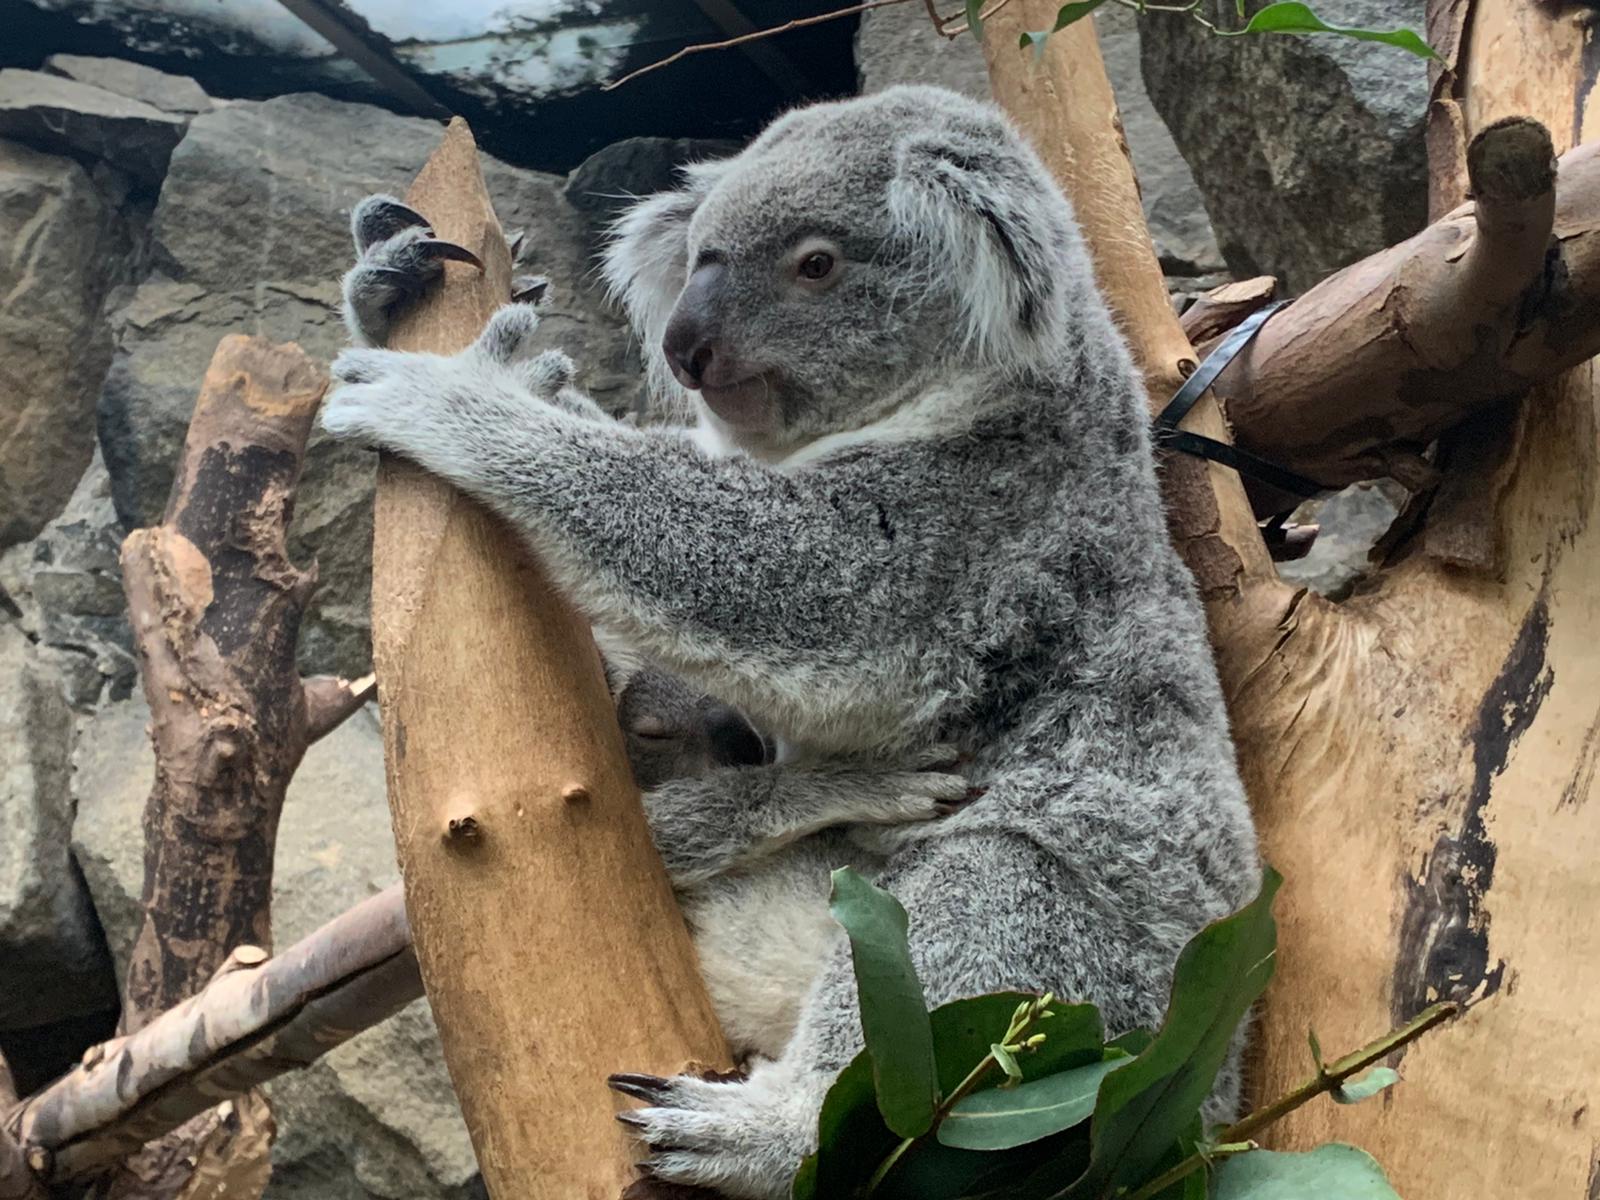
(1332, 1066, 1401, 1105)
(1211, 1144, 1403, 1198)
(992, 1043, 1024, 1084)
(966, 0, 986, 38)
(930, 993, 1107, 1094)
(793, 1051, 895, 1200)
(1307, 1028, 1323, 1071)
(829, 868, 940, 1138)
(1222, 1, 1439, 59)
(1107, 1028, 1154, 1058)
(939, 1054, 1131, 1150)
(1019, 0, 1108, 54)
(1060, 869, 1283, 1199)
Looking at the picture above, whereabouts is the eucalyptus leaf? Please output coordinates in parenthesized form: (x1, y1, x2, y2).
(1019, 0, 1108, 54)
(1332, 1066, 1401, 1104)
(966, 0, 986, 38)
(830, 868, 940, 1138)
(1223, 1, 1438, 59)
(1211, 1144, 1403, 1198)
(930, 993, 1106, 1093)
(792, 1051, 894, 1200)
(939, 1055, 1130, 1151)
(1059, 869, 1282, 1199)
(993, 1043, 1024, 1083)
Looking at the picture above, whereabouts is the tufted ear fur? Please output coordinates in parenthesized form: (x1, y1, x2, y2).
(601, 160, 730, 418)
(887, 130, 1078, 372)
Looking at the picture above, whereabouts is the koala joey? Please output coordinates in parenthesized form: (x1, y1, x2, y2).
(325, 85, 1260, 1200)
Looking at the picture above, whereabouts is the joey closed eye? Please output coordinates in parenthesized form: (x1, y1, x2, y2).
(629, 714, 678, 740)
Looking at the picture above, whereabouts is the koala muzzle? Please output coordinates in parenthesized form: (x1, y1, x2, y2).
(664, 262, 734, 390)
(704, 703, 772, 769)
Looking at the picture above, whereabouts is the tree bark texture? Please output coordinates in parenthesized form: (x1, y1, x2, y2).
(369, 119, 730, 1200)
(99, 335, 331, 1200)
(986, 4, 1600, 1197)
(7, 888, 417, 1186)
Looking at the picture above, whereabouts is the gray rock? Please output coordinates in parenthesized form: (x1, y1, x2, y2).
(0, 622, 117, 1028)
(563, 136, 740, 234)
(0, 70, 187, 187)
(0, 139, 129, 549)
(1140, 0, 1429, 292)
(1277, 480, 1407, 599)
(854, 4, 1222, 276)
(44, 54, 214, 115)
(73, 697, 478, 1199)
(0, 453, 137, 709)
(98, 92, 635, 676)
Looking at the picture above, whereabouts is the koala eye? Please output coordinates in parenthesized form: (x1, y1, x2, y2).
(628, 715, 677, 740)
(797, 251, 835, 281)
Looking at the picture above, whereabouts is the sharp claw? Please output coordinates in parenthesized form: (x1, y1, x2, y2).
(352, 195, 432, 249)
(507, 228, 527, 261)
(608, 1073, 671, 1103)
(419, 238, 483, 269)
(511, 274, 550, 304)
(615, 1111, 648, 1133)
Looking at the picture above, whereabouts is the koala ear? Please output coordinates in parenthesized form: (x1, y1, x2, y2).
(600, 160, 732, 416)
(887, 132, 1069, 365)
(591, 624, 646, 698)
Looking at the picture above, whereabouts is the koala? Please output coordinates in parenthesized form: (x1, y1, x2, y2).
(324, 85, 1260, 1200)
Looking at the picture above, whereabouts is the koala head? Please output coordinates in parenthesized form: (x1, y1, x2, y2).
(602, 85, 1092, 450)
(601, 648, 771, 790)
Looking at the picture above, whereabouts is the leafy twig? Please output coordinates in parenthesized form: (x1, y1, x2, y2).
(1119, 1001, 1458, 1200)
(865, 995, 1056, 1195)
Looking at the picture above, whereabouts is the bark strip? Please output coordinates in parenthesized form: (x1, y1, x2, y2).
(369, 118, 730, 1200)
(7, 889, 417, 1185)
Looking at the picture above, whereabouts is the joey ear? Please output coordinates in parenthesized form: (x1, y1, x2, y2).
(888, 133, 1067, 361)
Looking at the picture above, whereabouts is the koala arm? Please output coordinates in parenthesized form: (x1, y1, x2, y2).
(643, 762, 968, 887)
(324, 308, 942, 748)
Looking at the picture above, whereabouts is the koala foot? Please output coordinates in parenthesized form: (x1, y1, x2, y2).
(609, 1067, 825, 1200)
(342, 194, 482, 347)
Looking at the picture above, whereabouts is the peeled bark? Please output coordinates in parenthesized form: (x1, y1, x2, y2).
(7, 889, 417, 1186)
(369, 119, 729, 1200)
(986, 4, 1600, 1197)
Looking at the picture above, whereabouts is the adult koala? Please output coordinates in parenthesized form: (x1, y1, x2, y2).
(323, 85, 1259, 1198)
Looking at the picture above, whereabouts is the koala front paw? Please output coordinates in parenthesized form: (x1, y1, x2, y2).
(341, 194, 482, 347)
(610, 1068, 822, 1200)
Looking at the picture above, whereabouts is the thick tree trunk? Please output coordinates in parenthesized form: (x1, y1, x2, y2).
(369, 119, 729, 1200)
(986, 4, 1600, 1197)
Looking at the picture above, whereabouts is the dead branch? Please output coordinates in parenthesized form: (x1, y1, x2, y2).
(302, 672, 376, 743)
(7, 888, 418, 1186)
(1215, 122, 1595, 506)
(109, 334, 328, 1198)
(1179, 276, 1279, 345)
(0, 1127, 44, 1200)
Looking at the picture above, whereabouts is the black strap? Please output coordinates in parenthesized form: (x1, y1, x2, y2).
(1151, 301, 1324, 501)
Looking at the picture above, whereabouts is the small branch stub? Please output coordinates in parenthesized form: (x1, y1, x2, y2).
(561, 783, 592, 806)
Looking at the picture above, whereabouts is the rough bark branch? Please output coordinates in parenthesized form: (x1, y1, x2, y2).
(108, 334, 328, 1198)
(301, 672, 376, 743)
(1214, 124, 1594, 507)
(370, 119, 729, 1200)
(6, 888, 417, 1187)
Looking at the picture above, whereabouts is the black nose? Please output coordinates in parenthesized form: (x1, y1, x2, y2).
(703, 704, 769, 768)
(662, 261, 726, 390)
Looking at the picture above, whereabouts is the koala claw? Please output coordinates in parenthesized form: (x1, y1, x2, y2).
(511, 273, 550, 305)
(609, 1073, 673, 1104)
(351, 193, 429, 250)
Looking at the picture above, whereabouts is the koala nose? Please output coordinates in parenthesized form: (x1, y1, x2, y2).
(703, 704, 770, 769)
(663, 261, 726, 390)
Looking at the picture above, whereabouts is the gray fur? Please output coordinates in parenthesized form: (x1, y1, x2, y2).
(325, 85, 1259, 1199)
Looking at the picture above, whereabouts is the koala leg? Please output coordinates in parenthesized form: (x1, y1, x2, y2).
(644, 761, 969, 887)
(612, 829, 1146, 1199)
(341, 195, 482, 348)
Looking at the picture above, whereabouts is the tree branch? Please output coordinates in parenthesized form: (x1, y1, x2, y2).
(302, 672, 376, 743)
(7, 888, 418, 1186)
(1213, 123, 1594, 509)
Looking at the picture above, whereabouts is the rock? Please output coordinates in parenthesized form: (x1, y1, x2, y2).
(0, 138, 131, 549)
(563, 136, 740, 234)
(0, 452, 137, 709)
(0, 69, 187, 186)
(73, 697, 479, 1199)
(854, 3, 1223, 276)
(98, 92, 635, 676)
(44, 54, 213, 115)
(0, 622, 117, 1029)
(1277, 480, 1407, 599)
(1140, 0, 1429, 292)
